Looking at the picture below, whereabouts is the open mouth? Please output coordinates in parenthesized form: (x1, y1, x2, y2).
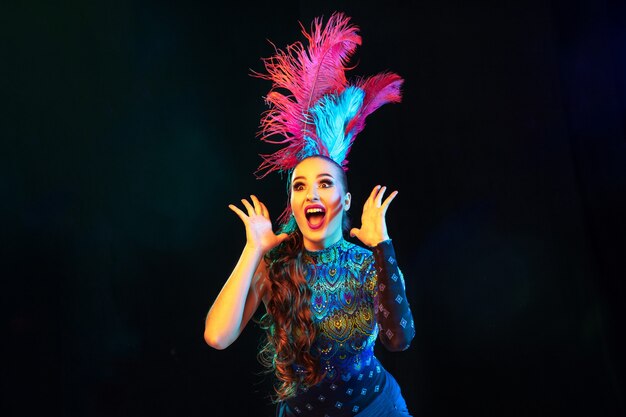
(305, 206, 326, 230)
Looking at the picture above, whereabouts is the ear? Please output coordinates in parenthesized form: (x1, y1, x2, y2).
(344, 192, 351, 211)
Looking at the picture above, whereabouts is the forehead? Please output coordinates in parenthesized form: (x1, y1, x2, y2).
(292, 157, 341, 180)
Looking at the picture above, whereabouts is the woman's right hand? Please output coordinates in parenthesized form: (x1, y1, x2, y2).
(228, 195, 289, 255)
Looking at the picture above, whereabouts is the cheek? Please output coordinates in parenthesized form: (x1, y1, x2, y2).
(325, 190, 344, 208)
(289, 193, 301, 212)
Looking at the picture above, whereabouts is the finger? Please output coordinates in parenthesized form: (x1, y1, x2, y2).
(276, 233, 289, 244)
(260, 202, 269, 219)
(241, 198, 255, 217)
(375, 186, 387, 207)
(368, 185, 380, 200)
(366, 185, 380, 210)
(381, 190, 399, 213)
(250, 194, 262, 214)
(228, 204, 248, 223)
(349, 227, 360, 239)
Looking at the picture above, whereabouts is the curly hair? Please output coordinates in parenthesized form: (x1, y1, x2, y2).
(257, 227, 323, 402)
(257, 156, 350, 402)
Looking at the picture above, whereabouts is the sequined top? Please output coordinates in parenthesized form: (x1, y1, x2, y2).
(283, 238, 414, 416)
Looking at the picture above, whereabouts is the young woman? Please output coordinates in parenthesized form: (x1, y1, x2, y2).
(204, 12, 415, 416)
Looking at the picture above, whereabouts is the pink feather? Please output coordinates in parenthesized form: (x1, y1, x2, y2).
(252, 12, 361, 178)
(345, 73, 404, 140)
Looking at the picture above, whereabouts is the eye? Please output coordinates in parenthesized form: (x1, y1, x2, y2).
(292, 182, 305, 191)
(319, 179, 334, 188)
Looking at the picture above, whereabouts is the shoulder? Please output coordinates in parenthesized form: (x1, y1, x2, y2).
(341, 242, 378, 294)
(343, 239, 371, 253)
(342, 239, 373, 256)
(340, 240, 375, 270)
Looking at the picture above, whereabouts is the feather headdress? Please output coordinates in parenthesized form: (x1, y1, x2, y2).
(252, 12, 403, 223)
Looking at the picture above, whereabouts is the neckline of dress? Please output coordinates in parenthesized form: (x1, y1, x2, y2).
(303, 237, 347, 256)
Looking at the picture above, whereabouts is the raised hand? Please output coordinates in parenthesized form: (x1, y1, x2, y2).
(350, 185, 398, 247)
(228, 195, 288, 255)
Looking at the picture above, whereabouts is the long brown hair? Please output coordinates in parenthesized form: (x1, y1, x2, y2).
(257, 228, 324, 402)
(258, 156, 350, 402)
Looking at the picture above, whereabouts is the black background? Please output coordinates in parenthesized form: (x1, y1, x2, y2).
(3, 1, 625, 416)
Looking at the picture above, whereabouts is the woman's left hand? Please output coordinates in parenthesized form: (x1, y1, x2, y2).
(350, 185, 398, 247)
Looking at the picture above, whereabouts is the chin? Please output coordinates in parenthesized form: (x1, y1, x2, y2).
(301, 223, 343, 246)
(301, 228, 327, 242)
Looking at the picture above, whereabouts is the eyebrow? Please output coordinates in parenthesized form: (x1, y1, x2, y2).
(292, 173, 334, 183)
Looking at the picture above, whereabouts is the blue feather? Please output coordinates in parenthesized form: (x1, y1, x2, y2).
(308, 86, 365, 164)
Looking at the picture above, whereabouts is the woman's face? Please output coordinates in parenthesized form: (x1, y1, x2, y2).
(290, 157, 351, 251)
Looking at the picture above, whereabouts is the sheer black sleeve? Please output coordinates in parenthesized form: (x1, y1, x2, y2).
(370, 239, 415, 351)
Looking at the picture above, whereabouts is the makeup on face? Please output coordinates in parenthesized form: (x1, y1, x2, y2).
(290, 157, 349, 251)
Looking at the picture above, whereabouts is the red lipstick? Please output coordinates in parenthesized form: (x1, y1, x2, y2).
(304, 204, 326, 230)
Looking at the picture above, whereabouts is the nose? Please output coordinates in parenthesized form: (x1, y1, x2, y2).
(306, 187, 319, 201)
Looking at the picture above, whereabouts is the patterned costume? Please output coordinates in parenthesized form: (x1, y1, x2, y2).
(277, 239, 414, 416)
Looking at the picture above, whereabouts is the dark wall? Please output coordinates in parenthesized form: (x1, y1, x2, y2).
(3, 1, 625, 416)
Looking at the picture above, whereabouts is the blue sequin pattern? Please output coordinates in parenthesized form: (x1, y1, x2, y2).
(302, 238, 379, 381)
(283, 237, 414, 416)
